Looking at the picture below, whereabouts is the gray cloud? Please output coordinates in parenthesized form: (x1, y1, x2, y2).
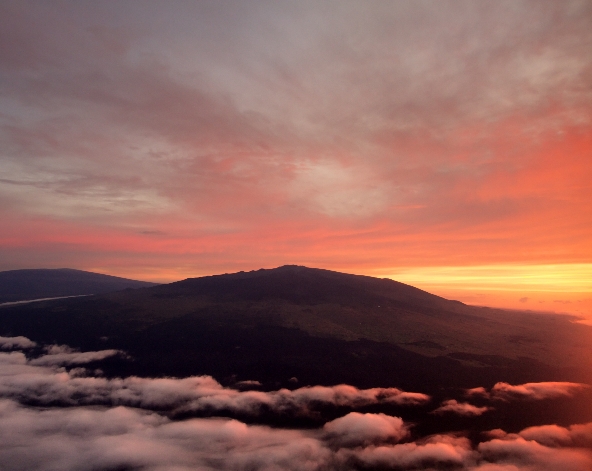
(1, 0, 591, 235)
(0, 336, 36, 350)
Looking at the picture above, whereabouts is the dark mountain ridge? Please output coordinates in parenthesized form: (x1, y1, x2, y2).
(1, 265, 591, 392)
(0, 268, 158, 304)
(156, 265, 456, 309)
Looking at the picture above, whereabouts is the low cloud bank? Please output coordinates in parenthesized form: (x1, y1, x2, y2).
(467, 381, 588, 401)
(1, 398, 590, 471)
(0, 336, 429, 418)
(1, 336, 591, 471)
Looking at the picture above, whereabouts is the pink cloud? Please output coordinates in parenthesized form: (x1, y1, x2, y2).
(340, 435, 475, 469)
(1, 337, 592, 471)
(465, 381, 589, 402)
(491, 381, 588, 401)
(466, 386, 490, 398)
(478, 437, 592, 471)
(432, 399, 491, 416)
(518, 422, 592, 448)
(322, 412, 408, 447)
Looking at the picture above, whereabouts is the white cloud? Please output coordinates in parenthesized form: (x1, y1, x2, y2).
(322, 412, 407, 447)
(1, 337, 591, 471)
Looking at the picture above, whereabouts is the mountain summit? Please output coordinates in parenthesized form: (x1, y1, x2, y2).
(0, 266, 591, 389)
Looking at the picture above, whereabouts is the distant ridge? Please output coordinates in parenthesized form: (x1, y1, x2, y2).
(0, 265, 590, 389)
(158, 264, 460, 311)
(0, 268, 158, 304)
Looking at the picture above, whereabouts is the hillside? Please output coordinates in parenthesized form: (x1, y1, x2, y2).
(0, 266, 590, 391)
(0, 268, 158, 303)
(97, 265, 592, 369)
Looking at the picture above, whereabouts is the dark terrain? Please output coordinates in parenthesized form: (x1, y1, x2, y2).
(1, 265, 591, 433)
(0, 268, 158, 303)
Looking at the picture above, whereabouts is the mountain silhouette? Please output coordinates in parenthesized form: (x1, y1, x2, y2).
(0, 268, 158, 304)
(0, 266, 590, 392)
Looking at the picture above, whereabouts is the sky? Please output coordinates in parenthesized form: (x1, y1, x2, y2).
(1, 1, 591, 318)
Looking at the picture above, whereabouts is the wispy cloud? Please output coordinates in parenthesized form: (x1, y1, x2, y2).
(0, 336, 36, 350)
(432, 399, 491, 416)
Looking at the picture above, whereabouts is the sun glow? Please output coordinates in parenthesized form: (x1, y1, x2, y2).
(383, 264, 592, 292)
(379, 264, 592, 321)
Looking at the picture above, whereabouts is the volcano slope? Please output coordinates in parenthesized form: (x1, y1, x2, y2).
(0, 268, 158, 303)
(0, 265, 590, 390)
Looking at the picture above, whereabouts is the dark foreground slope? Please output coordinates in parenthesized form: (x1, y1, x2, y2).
(0, 268, 158, 303)
(0, 265, 590, 393)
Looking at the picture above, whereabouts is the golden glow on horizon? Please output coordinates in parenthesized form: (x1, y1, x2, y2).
(381, 264, 592, 292)
(375, 264, 592, 321)
(84, 262, 592, 322)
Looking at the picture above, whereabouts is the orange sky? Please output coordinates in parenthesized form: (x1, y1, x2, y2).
(1, 1, 591, 320)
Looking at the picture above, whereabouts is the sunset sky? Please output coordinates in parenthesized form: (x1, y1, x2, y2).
(1, 1, 591, 318)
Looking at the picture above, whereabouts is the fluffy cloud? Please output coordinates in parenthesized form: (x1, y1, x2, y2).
(0, 399, 332, 471)
(340, 435, 476, 469)
(432, 399, 491, 416)
(494, 422, 592, 449)
(490, 381, 588, 401)
(1, 337, 591, 471)
(322, 412, 408, 447)
(2, 396, 591, 471)
(0, 338, 429, 418)
(466, 386, 489, 398)
(478, 437, 592, 471)
(0, 336, 36, 350)
(29, 349, 121, 367)
(465, 381, 588, 401)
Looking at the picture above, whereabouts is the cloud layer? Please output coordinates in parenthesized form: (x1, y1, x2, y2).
(1, 398, 591, 471)
(0, 338, 429, 418)
(0, 336, 591, 471)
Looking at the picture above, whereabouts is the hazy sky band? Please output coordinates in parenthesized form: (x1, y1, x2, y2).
(0, 1, 591, 314)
